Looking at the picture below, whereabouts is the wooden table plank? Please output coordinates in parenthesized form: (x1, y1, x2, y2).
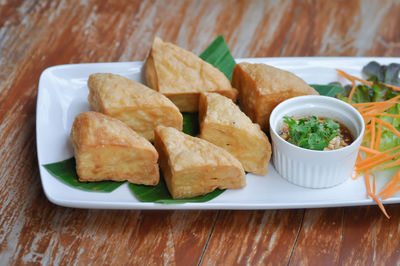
(338, 205, 400, 265)
(289, 208, 344, 265)
(200, 210, 304, 265)
(1, 0, 400, 265)
(280, 0, 400, 57)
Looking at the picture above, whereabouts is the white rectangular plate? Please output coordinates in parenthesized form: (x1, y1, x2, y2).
(36, 57, 400, 209)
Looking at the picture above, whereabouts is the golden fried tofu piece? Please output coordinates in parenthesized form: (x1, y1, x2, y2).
(232, 62, 318, 131)
(154, 126, 246, 199)
(145, 37, 238, 112)
(88, 73, 182, 141)
(199, 92, 271, 175)
(70, 111, 159, 185)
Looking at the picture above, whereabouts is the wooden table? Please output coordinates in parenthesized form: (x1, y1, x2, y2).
(1, 0, 400, 264)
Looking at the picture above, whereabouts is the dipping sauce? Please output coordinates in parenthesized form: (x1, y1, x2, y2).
(279, 116, 354, 151)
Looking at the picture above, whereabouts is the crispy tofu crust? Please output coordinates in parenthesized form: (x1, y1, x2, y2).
(199, 92, 271, 175)
(70, 111, 159, 185)
(88, 73, 182, 141)
(232, 62, 319, 131)
(154, 126, 246, 199)
(144, 37, 238, 112)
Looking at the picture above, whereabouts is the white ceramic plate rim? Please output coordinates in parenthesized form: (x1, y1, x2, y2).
(36, 57, 400, 209)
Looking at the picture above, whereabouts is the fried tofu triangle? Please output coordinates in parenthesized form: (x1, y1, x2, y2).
(154, 126, 246, 199)
(88, 73, 182, 142)
(232, 62, 318, 131)
(70, 111, 159, 185)
(199, 92, 271, 175)
(145, 37, 238, 112)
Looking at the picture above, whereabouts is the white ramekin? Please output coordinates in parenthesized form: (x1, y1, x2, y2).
(269, 95, 365, 188)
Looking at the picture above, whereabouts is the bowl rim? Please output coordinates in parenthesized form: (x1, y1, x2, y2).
(269, 95, 365, 154)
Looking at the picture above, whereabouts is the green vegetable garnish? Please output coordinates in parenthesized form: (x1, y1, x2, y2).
(282, 116, 341, 151)
(334, 62, 400, 153)
(362, 61, 400, 86)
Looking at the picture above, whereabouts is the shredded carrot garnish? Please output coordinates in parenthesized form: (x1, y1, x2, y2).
(372, 172, 376, 194)
(356, 146, 400, 166)
(363, 170, 390, 218)
(364, 169, 372, 194)
(385, 84, 400, 92)
(376, 118, 400, 138)
(363, 127, 371, 137)
(359, 146, 380, 155)
(359, 100, 398, 114)
(351, 154, 363, 180)
(352, 102, 378, 108)
(373, 160, 400, 171)
(363, 113, 400, 118)
(348, 79, 357, 104)
(337, 69, 400, 218)
(337, 69, 400, 92)
(356, 152, 400, 171)
(370, 193, 390, 219)
(378, 169, 400, 199)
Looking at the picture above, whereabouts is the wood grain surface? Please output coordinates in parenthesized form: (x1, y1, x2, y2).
(1, 0, 400, 265)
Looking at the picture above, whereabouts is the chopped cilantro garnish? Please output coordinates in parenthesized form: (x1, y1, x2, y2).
(282, 116, 340, 151)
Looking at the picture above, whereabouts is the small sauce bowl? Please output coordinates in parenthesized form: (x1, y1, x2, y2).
(269, 95, 365, 188)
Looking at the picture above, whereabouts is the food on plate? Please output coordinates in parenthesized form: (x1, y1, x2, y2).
(198, 92, 271, 174)
(232, 62, 319, 131)
(144, 37, 238, 112)
(70, 111, 159, 185)
(153, 125, 246, 199)
(88, 73, 182, 141)
(280, 116, 353, 151)
(336, 68, 400, 218)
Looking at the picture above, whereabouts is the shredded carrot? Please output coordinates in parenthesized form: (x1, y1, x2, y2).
(375, 118, 400, 138)
(358, 100, 398, 114)
(359, 146, 380, 155)
(352, 102, 378, 108)
(364, 169, 372, 194)
(363, 128, 371, 137)
(337, 70, 372, 85)
(385, 84, 400, 92)
(354, 95, 400, 111)
(378, 169, 400, 199)
(360, 103, 397, 113)
(363, 170, 390, 218)
(337, 69, 400, 218)
(373, 160, 400, 171)
(351, 154, 363, 180)
(356, 152, 400, 171)
(356, 146, 400, 166)
(337, 69, 400, 92)
(372, 172, 376, 194)
(363, 113, 400, 118)
(348, 79, 357, 104)
(370, 193, 390, 219)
